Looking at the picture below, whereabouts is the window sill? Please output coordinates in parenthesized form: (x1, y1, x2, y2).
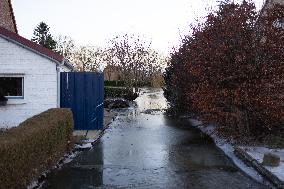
(6, 99, 27, 105)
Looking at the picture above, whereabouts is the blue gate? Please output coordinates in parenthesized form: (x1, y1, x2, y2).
(60, 72, 104, 130)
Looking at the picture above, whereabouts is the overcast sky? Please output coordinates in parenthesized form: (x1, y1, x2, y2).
(13, 0, 265, 54)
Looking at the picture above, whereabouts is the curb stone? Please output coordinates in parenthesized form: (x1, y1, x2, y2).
(234, 147, 284, 189)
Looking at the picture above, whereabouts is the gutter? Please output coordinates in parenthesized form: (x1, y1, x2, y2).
(56, 59, 74, 108)
(57, 59, 75, 108)
(56, 64, 61, 108)
(62, 59, 75, 71)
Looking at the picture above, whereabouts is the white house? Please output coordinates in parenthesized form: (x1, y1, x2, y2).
(0, 26, 73, 128)
(0, 0, 74, 128)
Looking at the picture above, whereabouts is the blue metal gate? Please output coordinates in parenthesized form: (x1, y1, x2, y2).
(60, 72, 104, 130)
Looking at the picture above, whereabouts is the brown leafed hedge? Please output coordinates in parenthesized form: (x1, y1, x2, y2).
(0, 108, 73, 189)
(164, 1, 284, 138)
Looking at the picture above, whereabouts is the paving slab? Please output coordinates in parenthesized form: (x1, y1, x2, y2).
(72, 109, 117, 140)
(85, 130, 101, 140)
(73, 130, 87, 137)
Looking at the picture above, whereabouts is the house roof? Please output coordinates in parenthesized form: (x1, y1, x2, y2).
(0, 26, 74, 70)
(8, 0, 18, 33)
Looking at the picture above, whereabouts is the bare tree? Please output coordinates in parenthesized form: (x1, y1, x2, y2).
(55, 35, 75, 62)
(54, 33, 166, 81)
(103, 48, 120, 80)
(108, 34, 153, 87)
(73, 46, 104, 72)
(56, 36, 105, 72)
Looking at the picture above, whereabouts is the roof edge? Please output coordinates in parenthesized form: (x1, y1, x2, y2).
(0, 26, 64, 63)
(0, 26, 75, 71)
(0, 32, 61, 64)
(63, 59, 75, 71)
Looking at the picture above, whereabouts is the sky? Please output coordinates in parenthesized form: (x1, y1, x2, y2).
(12, 0, 265, 55)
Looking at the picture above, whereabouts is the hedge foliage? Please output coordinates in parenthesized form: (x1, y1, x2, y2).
(104, 87, 139, 101)
(0, 108, 73, 189)
(104, 80, 151, 87)
(164, 1, 284, 137)
(104, 80, 126, 87)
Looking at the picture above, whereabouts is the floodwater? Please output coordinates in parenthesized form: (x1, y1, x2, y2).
(42, 88, 268, 189)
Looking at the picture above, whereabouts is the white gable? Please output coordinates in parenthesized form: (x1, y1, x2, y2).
(0, 36, 68, 128)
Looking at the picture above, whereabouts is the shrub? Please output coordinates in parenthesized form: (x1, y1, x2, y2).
(104, 80, 151, 87)
(164, 0, 284, 136)
(0, 108, 73, 189)
(163, 38, 197, 115)
(104, 80, 125, 87)
(104, 87, 139, 100)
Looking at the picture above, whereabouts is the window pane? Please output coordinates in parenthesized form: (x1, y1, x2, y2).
(0, 77, 23, 97)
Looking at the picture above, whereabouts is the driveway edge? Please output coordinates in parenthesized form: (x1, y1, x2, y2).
(234, 147, 284, 189)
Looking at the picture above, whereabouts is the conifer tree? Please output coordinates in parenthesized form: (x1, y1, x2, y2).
(31, 22, 57, 51)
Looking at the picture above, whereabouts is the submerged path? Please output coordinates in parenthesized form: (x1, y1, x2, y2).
(42, 89, 268, 189)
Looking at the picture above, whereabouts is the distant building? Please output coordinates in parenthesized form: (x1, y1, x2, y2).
(103, 65, 122, 81)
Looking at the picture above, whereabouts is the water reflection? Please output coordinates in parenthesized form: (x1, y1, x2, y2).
(42, 144, 104, 189)
(136, 88, 168, 112)
(42, 88, 267, 189)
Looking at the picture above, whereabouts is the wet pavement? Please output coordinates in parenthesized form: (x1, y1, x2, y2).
(42, 88, 268, 189)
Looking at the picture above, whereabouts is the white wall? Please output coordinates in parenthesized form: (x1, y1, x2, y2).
(0, 36, 68, 128)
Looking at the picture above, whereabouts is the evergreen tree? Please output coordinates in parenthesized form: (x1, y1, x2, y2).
(31, 22, 57, 51)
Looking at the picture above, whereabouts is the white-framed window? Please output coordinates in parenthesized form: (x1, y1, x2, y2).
(0, 75, 24, 99)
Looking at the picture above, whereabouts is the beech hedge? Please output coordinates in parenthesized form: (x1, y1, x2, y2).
(163, 1, 284, 136)
(0, 108, 73, 189)
(104, 87, 139, 100)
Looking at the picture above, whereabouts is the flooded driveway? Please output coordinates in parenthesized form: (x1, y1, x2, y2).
(42, 89, 268, 189)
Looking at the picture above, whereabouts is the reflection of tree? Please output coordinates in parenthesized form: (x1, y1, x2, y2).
(163, 117, 234, 170)
(43, 143, 104, 188)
